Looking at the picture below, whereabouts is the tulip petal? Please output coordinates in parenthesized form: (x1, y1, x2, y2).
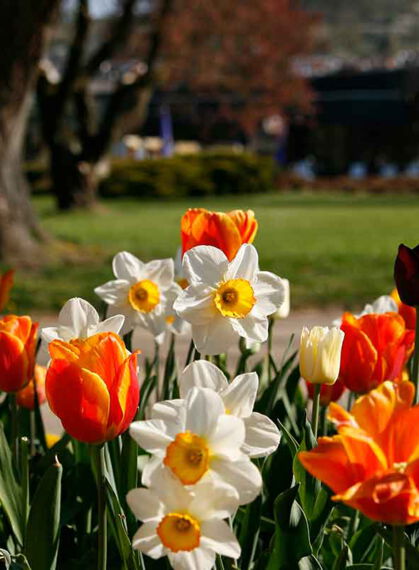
(0, 331, 28, 391)
(107, 352, 139, 437)
(46, 360, 110, 443)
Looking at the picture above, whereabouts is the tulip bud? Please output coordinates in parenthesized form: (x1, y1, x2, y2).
(0, 315, 38, 392)
(299, 326, 344, 385)
(394, 243, 419, 307)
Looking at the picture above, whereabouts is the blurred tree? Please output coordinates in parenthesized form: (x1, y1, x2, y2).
(162, 0, 316, 134)
(0, 1, 58, 262)
(37, 0, 315, 210)
(37, 0, 172, 210)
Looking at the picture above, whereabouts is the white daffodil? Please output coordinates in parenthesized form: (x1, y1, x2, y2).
(94, 251, 182, 337)
(41, 297, 124, 344)
(130, 387, 262, 504)
(179, 360, 280, 458)
(173, 244, 285, 355)
(127, 466, 240, 570)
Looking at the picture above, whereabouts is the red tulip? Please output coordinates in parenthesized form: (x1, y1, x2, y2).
(46, 332, 139, 444)
(338, 312, 414, 394)
(394, 244, 419, 307)
(0, 315, 38, 392)
(181, 208, 258, 261)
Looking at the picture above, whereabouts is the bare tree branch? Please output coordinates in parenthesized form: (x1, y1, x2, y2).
(84, 0, 137, 76)
(91, 0, 173, 161)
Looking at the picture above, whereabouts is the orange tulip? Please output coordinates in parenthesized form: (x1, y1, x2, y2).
(0, 315, 38, 392)
(0, 269, 14, 312)
(46, 332, 139, 444)
(16, 365, 47, 410)
(306, 378, 346, 406)
(338, 312, 414, 394)
(181, 208, 258, 261)
(391, 288, 416, 331)
(299, 381, 419, 525)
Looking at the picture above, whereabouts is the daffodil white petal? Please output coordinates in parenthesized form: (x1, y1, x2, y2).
(225, 243, 259, 281)
(151, 400, 184, 423)
(208, 415, 245, 460)
(41, 327, 60, 344)
(168, 548, 215, 570)
(174, 285, 215, 325)
(231, 312, 268, 344)
(200, 520, 241, 559)
(113, 251, 145, 281)
(145, 259, 175, 289)
(211, 455, 262, 504)
(129, 419, 176, 454)
(192, 318, 237, 355)
(221, 372, 258, 417)
(126, 488, 164, 522)
(146, 465, 194, 513)
(242, 412, 281, 458)
(189, 480, 239, 520)
(141, 456, 161, 488)
(184, 388, 224, 436)
(253, 272, 285, 316)
(179, 360, 229, 398)
(94, 279, 130, 305)
(182, 245, 228, 285)
(132, 522, 165, 558)
(58, 298, 99, 332)
(94, 314, 125, 335)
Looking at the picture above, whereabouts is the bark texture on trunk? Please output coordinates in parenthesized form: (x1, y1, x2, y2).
(0, 1, 58, 263)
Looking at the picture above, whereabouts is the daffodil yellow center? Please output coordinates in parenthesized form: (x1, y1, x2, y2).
(157, 513, 201, 552)
(128, 280, 160, 313)
(164, 432, 210, 484)
(214, 279, 256, 318)
(177, 278, 189, 290)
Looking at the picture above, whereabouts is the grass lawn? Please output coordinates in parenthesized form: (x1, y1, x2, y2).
(9, 191, 419, 313)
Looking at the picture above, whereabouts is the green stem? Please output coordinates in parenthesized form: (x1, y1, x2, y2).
(373, 533, 384, 570)
(392, 526, 406, 570)
(10, 393, 19, 471)
(413, 307, 419, 404)
(267, 317, 274, 383)
(347, 508, 359, 540)
(311, 384, 321, 439)
(92, 445, 107, 570)
(184, 339, 194, 368)
(20, 437, 29, 525)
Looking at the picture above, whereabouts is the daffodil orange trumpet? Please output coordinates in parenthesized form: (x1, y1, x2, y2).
(46, 332, 140, 444)
(181, 208, 258, 261)
(338, 311, 414, 394)
(299, 381, 419, 525)
(0, 315, 38, 392)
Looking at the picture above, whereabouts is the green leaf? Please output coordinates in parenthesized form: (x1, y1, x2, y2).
(349, 524, 379, 563)
(105, 481, 140, 570)
(238, 495, 262, 569)
(346, 566, 392, 569)
(25, 459, 62, 570)
(0, 423, 23, 545)
(293, 416, 320, 518)
(266, 485, 314, 570)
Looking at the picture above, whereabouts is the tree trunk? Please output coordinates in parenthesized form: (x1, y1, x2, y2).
(0, 1, 58, 263)
(50, 143, 97, 210)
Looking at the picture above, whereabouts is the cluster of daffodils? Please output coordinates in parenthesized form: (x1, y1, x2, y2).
(95, 241, 288, 356)
(127, 360, 281, 569)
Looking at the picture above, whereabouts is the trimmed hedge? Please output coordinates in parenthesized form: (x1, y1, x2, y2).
(99, 152, 276, 198)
